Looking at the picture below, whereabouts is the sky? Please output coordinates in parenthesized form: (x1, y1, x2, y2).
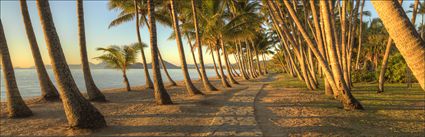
(0, 0, 419, 68)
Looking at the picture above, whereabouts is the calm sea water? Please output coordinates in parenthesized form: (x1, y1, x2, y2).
(0, 69, 219, 100)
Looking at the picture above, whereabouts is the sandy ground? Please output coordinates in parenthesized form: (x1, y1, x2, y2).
(0, 75, 271, 136)
(1, 73, 424, 136)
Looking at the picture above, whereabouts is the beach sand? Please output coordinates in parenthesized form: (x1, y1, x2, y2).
(0, 75, 269, 136)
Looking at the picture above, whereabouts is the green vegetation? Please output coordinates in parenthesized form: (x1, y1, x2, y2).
(270, 74, 424, 134)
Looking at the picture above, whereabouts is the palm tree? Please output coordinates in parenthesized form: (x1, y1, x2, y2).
(355, 0, 366, 70)
(191, 0, 218, 91)
(148, 0, 173, 104)
(36, 0, 106, 129)
(372, 0, 425, 90)
(271, 0, 363, 109)
(19, 0, 59, 102)
(378, 0, 406, 93)
(211, 49, 222, 79)
(95, 45, 139, 91)
(77, 0, 106, 101)
(169, 0, 204, 95)
(158, 50, 177, 86)
(133, 0, 154, 89)
(0, 19, 33, 118)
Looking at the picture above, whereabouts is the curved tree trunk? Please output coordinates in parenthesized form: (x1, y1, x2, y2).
(158, 50, 177, 86)
(20, 0, 59, 102)
(191, 0, 217, 91)
(147, 0, 173, 104)
(220, 38, 239, 84)
(254, 45, 264, 75)
(275, 0, 363, 110)
(372, 0, 425, 90)
(77, 0, 106, 102)
(355, 0, 366, 70)
(123, 70, 131, 91)
(134, 0, 153, 89)
(185, 34, 202, 79)
(237, 43, 250, 79)
(378, 38, 393, 93)
(0, 20, 33, 118)
(36, 0, 106, 128)
(169, 0, 203, 95)
(216, 46, 231, 88)
(211, 50, 221, 79)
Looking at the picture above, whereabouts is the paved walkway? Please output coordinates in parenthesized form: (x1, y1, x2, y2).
(203, 84, 264, 136)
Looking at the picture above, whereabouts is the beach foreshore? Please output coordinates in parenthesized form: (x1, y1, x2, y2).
(0, 75, 266, 136)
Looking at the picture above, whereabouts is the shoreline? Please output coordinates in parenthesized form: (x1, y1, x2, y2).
(0, 76, 220, 103)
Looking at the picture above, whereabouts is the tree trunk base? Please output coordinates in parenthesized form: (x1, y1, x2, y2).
(69, 103, 107, 129)
(9, 105, 33, 118)
(342, 99, 364, 110)
(88, 96, 107, 102)
(39, 94, 60, 102)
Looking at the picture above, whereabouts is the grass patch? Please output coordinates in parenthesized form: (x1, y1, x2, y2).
(269, 73, 425, 134)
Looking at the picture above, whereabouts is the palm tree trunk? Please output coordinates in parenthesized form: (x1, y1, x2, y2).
(254, 45, 264, 75)
(123, 70, 131, 91)
(278, 0, 363, 109)
(211, 50, 221, 79)
(36, 0, 106, 128)
(0, 20, 33, 118)
(262, 53, 268, 74)
(216, 46, 231, 88)
(169, 0, 203, 95)
(237, 43, 249, 79)
(147, 0, 173, 104)
(158, 50, 177, 86)
(318, 1, 363, 109)
(185, 34, 202, 79)
(356, 0, 366, 70)
(78, 0, 106, 102)
(191, 0, 217, 91)
(220, 38, 239, 84)
(406, 0, 419, 88)
(19, 0, 59, 101)
(372, 0, 425, 90)
(134, 0, 153, 89)
(378, 38, 393, 93)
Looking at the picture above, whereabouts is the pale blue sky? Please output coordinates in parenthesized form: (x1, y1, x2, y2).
(0, 0, 419, 68)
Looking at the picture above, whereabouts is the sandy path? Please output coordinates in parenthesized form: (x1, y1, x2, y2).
(0, 75, 274, 136)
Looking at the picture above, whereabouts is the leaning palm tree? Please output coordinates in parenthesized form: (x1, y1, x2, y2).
(191, 0, 218, 91)
(77, 0, 106, 101)
(0, 19, 33, 118)
(95, 45, 138, 91)
(372, 0, 425, 90)
(36, 0, 106, 129)
(148, 0, 173, 104)
(169, 0, 204, 95)
(133, 0, 153, 89)
(19, 0, 59, 101)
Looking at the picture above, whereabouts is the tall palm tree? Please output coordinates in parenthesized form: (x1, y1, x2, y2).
(148, 0, 173, 104)
(19, 0, 59, 102)
(372, 0, 425, 90)
(355, 0, 366, 70)
(77, 0, 106, 101)
(0, 19, 33, 118)
(158, 50, 177, 86)
(95, 45, 139, 91)
(169, 0, 204, 95)
(133, 0, 154, 89)
(36, 0, 106, 129)
(191, 0, 218, 91)
(378, 0, 405, 93)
